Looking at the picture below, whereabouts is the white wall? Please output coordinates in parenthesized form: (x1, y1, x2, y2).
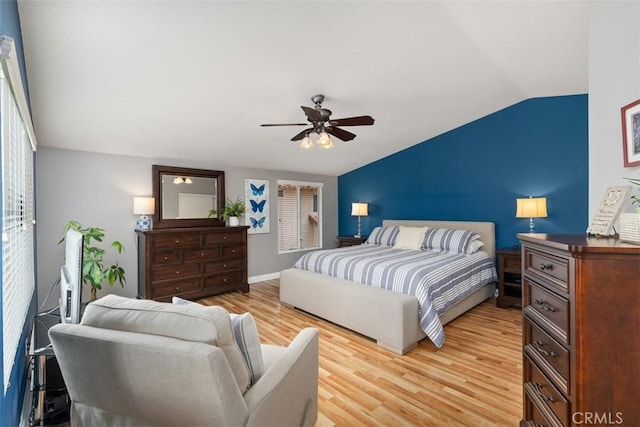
(35, 147, 337, 310)
(589, 2, 640, 219)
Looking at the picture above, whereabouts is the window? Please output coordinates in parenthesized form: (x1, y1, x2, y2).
(277, 180, 322, 253)
(1, 36, 37, 393)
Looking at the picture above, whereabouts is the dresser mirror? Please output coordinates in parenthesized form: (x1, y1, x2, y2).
(152, 165, 225, 228)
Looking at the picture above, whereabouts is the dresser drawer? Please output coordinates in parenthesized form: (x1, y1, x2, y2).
(524, 318, 569, 394)
(152, 234, 200, 249)
(203, 232, 244, 246)
(151, 264, 201, 282)
(203, 271, 244, 289)
(525, 356, 569, 427)
(152, 250, 179, 265)
(524, 248, 569, 292)
(151, 278, 201, 299)
(524, 278, 569, 345)
(222, 245, 244, 259)
(204, 259, 243, 274)
(523, 387, 562, 427)
(182, 247, 221, 263)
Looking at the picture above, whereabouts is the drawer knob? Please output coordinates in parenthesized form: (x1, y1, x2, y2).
(164, 256, 168, 261)
(539, 263, 553, 271)
(175, 286, 180, 291)
(534, 299, 557, 313)
(175, 270, 180, 275)
(201, 252, 205, 257)
(175, 240, 180, 245)
(533, 341, 556, 358)
(223, 264, 227, 268)
(223, 277, 227, 282)
(533, 382, 556, 403)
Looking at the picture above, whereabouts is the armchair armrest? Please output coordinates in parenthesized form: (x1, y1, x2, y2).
(244, 327, 319, 427)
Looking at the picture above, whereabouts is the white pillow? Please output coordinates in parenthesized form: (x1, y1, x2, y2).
(172, 296, 264, 387)
(393, 226, 428, 250)
(230, 313, 264, 386)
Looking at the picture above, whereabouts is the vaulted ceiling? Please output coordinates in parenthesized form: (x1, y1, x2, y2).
(17, 1, 589, 176)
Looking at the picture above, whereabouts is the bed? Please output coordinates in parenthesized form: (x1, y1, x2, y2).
(279, 219, 497, 354)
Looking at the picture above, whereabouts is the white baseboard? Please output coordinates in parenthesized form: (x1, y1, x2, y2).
(248, 272, 280, 284)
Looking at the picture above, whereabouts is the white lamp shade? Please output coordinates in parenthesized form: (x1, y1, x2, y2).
(351, 202, 369, 216)
(516, 197, 547, 218)
(317, 132, 332, 148)
(133, 197, 155, 215)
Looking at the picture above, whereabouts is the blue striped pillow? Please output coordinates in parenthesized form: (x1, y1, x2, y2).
(365, 226, 400, 246)
(422, 228, 481, 254)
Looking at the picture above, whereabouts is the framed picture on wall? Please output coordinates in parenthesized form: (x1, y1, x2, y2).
(622, 98, 640, 167)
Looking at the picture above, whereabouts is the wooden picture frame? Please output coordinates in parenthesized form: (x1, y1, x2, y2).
(622, 98, 640, 167)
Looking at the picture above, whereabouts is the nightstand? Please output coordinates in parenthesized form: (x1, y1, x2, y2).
(337, 236, 366, 247)
(496, 247, 522, 308)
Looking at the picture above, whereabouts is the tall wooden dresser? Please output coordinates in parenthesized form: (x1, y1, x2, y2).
(137, 226, 249, 302)
(518, 234, 639, 427)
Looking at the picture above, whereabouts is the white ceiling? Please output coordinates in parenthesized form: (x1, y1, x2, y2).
(17, 1, 589, 176)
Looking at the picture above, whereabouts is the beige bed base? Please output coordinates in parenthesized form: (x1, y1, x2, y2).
(279, 220, 497, 355)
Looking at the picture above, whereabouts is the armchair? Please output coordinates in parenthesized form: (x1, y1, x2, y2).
(48, 295, 319, 426)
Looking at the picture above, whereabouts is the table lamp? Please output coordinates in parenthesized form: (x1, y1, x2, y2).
(133, 197, 155, 231)
(516, 196, 547, 234)
(351, 202, 368, 238)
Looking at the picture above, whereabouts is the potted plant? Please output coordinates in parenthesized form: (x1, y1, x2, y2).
(620, 175, 640, 244)
(58, 220, 126, 301)
(221, 197, 246, 226)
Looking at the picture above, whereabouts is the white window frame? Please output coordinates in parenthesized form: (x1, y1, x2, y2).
(277, 179, 323, 254)
(0, 36, 38, 394)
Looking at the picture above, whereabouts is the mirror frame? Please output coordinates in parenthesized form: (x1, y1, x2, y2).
(152, 165, 225, 229)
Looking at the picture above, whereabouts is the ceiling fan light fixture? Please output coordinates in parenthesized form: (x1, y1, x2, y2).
(299, 135, 314, 149)
(317, 132, 332, 148)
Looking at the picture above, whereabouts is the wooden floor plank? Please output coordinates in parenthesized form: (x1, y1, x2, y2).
(199, 279, 522, 426)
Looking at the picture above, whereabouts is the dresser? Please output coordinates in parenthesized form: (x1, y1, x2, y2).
(518, 234, 639, 427)
(137, 226, 249, 302)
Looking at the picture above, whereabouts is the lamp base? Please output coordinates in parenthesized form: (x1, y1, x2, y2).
(136, 215, 152, 231)
(528, 217, 536, 234)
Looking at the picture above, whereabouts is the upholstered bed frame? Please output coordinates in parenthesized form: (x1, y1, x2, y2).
(279, 220, 497, 355)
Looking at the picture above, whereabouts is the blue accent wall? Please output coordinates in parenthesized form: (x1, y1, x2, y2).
(0, 2, 35, 426)
(338, 95, 588, 250)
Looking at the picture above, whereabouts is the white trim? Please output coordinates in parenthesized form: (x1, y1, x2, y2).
(0, 36, 37, 151)
(248, 272, 280, 284)
(277, 179, 324, 188)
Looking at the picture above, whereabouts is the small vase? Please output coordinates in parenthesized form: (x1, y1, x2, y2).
(228, 216, 240, 227)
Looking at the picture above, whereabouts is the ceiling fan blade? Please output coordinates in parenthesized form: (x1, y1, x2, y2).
(260, 123, 307, 127)
(326, 126, 356, 142)
(301, 106, 323, 122)
(329, 115, 375, 127)
(291, 128, 314, 141)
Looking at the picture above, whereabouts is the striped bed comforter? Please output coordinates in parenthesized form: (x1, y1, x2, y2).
(293, 245, 497, 347)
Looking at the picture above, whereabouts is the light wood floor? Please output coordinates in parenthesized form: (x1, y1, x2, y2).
(199, 280, 523, 427)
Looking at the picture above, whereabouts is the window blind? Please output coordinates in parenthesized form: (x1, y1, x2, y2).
(1, 36, 37, 393)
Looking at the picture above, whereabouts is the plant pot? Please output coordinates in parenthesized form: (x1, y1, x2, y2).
(619, 213, 640, 244)
(228, 216, 240, 227)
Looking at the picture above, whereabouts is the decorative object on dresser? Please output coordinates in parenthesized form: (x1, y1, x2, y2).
(516, 196, 548, 234)
(351, 202, 368, 238)
(137, 226, 249, 301)
(496, 247, 522, 308)
(621, 98, 640, 167)
(587, 186, 631, 237)
(152, 165, 225, 229)
(620, 175, 640, 244)
(336, 236, 366, 247)
(133, 197, 155, 231)
(518, 233, 639, 427)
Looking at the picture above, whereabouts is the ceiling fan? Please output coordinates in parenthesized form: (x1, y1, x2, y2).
(260, 94, 374, 148)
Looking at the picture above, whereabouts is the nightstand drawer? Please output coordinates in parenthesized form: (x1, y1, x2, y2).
(524, 278, 569, 345)
(524, 248, 569, 292)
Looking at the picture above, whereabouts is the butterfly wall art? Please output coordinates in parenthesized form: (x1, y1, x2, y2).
(244, 179, 269, 234)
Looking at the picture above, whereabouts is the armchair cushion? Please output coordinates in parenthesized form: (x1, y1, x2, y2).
(82, 294, 250, 392)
